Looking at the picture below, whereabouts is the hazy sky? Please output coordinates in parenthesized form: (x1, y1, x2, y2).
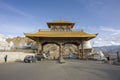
(0, 0, 120, 46)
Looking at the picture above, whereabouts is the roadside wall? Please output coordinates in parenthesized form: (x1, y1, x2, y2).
(0, 52, 35, 63)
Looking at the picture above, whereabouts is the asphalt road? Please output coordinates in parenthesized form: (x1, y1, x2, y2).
(0, 60, 120, 80)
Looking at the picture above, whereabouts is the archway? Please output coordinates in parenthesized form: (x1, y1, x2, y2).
(63, 43, 78, 59)
(42, 42, 59, 60)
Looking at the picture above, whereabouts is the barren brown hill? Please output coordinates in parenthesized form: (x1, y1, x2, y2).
(6, 36, 35, 48)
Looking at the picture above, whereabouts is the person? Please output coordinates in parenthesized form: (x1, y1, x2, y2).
(106, 55, 110, 63)
(4, 55, 8, 63)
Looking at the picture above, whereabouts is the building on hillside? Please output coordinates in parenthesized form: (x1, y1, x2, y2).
(6, 37, 36, 50)
(0, 34, 11, 50)
(25, 20, 97, 63)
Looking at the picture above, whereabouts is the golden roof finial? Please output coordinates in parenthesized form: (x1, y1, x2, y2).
(59, 18, 63, 22)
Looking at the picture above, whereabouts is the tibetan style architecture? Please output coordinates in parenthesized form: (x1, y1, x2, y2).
(25, 21, 97, 63)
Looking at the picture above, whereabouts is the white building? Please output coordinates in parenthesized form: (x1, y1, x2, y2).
(0, 34, 14, 50)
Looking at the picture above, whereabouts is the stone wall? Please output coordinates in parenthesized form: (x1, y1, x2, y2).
(0, 52, 35, 63)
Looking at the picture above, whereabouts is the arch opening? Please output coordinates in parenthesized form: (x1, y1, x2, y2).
(42, 42, 59, 60)
(63, 43, 78, 59)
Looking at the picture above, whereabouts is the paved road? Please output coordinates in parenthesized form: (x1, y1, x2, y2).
(0, 60, 120, 80)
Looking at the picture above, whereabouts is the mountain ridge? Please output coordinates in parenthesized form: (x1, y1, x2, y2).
(93, 45, 120, 54)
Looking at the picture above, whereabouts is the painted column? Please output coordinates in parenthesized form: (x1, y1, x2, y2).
(40, 42, 43, 54)
(77, 43, 80, 59)
(36, 38, 42, 54)
(81, 40, 84, 59)
(59, 43, 65, 63)
(36, 41, 39, 54)
(37, 42, 42, 54)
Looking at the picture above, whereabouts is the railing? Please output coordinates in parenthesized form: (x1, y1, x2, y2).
(72, 29, 84, 32)
(38, 29, 84, 32)
(38, 29, 50, 32)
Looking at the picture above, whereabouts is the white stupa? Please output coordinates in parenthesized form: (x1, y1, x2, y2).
(80, 41, 92, 49)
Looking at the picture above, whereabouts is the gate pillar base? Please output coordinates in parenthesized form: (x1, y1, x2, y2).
(59, 58, 65, 64)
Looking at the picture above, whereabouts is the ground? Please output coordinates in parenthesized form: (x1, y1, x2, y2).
(0, 60, 120, 80)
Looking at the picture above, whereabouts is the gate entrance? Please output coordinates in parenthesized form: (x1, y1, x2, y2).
(25, 20, 97, 63)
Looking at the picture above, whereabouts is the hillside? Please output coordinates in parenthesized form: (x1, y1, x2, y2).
(6, 36, 36, 49)
(94, 45, 120, 54)
(5, 36, 120, 55)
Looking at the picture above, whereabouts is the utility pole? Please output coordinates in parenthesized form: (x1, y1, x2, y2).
(117, 51, 120, 62)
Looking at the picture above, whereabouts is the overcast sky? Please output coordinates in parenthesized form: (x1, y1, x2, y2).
(0, 0, 120, 47)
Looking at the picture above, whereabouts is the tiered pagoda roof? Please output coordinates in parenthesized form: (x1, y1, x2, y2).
(25, 21, 97, 41)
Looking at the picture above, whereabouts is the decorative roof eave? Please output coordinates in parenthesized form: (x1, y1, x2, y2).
(47, 22, 75, 28)
(24, 32, 97, 41)
(25, 33, 97, 37)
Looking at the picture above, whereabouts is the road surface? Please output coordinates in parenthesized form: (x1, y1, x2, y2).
(0, 60, 120, 80)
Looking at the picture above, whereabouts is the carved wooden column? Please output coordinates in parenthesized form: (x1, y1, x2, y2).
(81, 40, 84, 59)
(36, 41, 39, 54)
(36, 38, 42, 54)
(59, 43, 65, 63)
(40, 42, 43, 54)
(37, 42, 41, 54)
(77, 43, 80, 59)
